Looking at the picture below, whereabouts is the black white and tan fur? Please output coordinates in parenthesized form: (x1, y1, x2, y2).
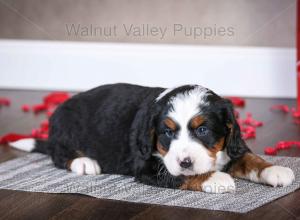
(11, 83, 295, 193)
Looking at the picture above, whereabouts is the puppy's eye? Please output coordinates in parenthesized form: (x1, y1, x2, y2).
(164, 128, 175, 138)
(196, 126, 208, 136)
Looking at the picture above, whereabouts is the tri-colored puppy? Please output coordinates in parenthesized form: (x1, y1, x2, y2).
(11, 83, 295, 193)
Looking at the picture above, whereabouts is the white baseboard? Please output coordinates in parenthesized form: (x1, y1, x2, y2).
(0, 39, 296, 98)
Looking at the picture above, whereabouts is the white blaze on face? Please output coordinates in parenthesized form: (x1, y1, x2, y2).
(162, 86, 215, 176)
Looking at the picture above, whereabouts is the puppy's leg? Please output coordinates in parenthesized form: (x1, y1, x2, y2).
(50, 142, 101, 175)
(180, 171, 236, 193)
(138, 169, 235, 193)
(68, 157, 101, 175)
(50, 142, 76, 169)
(228, 153, 295, 187)
(136, 160, 235, 193)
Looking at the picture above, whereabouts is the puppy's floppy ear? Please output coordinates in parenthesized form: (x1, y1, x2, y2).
(130, 100, 160, 160)
(221, 99, 251, 160)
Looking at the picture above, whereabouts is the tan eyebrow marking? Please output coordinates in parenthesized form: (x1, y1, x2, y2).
(164, 118, 177, 131)
(190, 115, 205, 129)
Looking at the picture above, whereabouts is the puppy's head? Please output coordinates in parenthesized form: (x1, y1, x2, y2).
(150, 85, 248, 176)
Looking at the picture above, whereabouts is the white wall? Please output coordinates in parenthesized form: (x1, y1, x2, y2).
(0, 39, 296, 98)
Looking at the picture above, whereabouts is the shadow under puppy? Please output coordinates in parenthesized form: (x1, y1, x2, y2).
(11, 83, 295, 193)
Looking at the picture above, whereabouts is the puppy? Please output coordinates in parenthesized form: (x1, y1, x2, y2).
(11, 83, 295, 193)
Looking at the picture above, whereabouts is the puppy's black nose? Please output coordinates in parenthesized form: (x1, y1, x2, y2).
(180, 157, 192, 169)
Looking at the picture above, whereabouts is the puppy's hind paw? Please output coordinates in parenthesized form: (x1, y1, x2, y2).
(70, 157, 101, 175)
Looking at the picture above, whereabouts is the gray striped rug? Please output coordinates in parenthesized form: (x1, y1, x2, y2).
(0, 153, 300, 213)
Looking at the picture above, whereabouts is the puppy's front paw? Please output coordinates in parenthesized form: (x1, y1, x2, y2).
(202, 171, 236, 193)
(70, 157, 101, 175)
(260, 166, 295, 187)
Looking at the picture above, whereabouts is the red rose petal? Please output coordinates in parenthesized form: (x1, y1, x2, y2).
(0, 97, 10, 106)
(22, 105, 31, 112)
(270, 105, 290, 113)
(264, 147, 277, 155)
(226, 97, 245, 107)
(0, 133, 32, 145)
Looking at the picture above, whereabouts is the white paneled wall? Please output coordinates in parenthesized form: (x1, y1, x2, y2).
(0, 40, 296, 98)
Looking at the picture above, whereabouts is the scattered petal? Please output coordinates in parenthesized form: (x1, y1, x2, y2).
(0, 97, 10, 107)
(264, 147, 277, 155)
(21, 105, 30, 112)
(270, 105, 289, 113)
(226, 97, 245, 107)
(0, 134, 31, 145)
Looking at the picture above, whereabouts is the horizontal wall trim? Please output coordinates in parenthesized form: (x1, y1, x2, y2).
(0, 39, 296, 98)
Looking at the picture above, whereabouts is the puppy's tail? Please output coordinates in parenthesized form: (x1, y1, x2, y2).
(9, 138, 48, 154)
